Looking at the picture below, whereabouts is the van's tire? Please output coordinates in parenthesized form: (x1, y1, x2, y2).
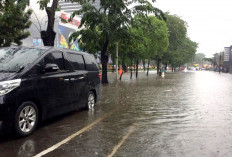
(14, 101, 38, 137)
(86, 91, 95, 110)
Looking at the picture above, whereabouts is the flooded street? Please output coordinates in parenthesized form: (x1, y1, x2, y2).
(1, 71, 232, 157)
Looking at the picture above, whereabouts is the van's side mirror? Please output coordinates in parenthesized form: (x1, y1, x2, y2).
(44, 63, 59, 73)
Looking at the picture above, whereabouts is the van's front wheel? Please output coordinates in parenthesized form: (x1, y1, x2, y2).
(87, 91, 95, 110)
(14, 101, 38, 136)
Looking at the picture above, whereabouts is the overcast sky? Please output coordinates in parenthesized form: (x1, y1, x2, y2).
(155, 0, 232, 57)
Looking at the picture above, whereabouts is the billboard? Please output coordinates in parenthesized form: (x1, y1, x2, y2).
(224, 47, 230, 62)
(58, 25, 80, 50)
(33, 39, 42, 47)
(58, 12, 82, 51)
(231, 46, 232, 62)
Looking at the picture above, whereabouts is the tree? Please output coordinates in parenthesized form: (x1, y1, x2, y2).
(148, 16, 169, 74)
(38, 0, 59, 46)
(0, 0, 32, 47)
(163, 13, 197, 70)
(194, 53, 205, 64)
(169, 37, 197, 70)
(118, 15, 169, 77)
(69, 0, 164, 84)
(163, 13, 187, 69)
(118, 26, 144, 79)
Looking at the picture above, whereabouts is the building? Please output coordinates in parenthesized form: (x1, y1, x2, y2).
(59, 0, 101, 14)
(222, 47, 231, 73)
(22, 0, 100, 49)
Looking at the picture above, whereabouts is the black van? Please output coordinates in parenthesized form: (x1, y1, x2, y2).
(0, 46, 101, 136)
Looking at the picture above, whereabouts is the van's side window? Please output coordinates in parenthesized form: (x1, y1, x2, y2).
(83, 55, 98, 71)
(44, 52, 65, 70)
(66, 53, 85, 70)
(27, 61, 43, 76)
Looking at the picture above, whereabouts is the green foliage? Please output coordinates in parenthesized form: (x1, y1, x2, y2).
(114, 14, 169, 68)
(38, 0, 50, 9)
(169, 37, 198, 67)
(0, 0, 32, 47)
(165, 13, 187, 51)
(69, 0, 164, 83)
(164, 13, 198, 67)
(69, 0, 164, 53)
(70, 28, 103, 53)
(149, 16, 169, 59)
(130, 15, 169, 59)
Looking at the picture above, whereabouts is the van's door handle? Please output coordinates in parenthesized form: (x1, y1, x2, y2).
(70, 78, 77, 82)
(64, 79, 69, 82)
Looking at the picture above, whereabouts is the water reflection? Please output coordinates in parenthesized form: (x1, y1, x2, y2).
(17, 139, 35, 157)
(88, 108, 95, 116)
(106, 71, 232, 157)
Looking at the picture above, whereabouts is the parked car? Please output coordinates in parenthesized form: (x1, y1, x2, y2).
(0, 46, 101, 136)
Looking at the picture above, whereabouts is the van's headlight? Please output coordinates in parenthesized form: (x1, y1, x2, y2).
(0, 79, 21, 96)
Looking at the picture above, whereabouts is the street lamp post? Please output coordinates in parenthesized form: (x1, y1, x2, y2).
(116, 42, 118, 79)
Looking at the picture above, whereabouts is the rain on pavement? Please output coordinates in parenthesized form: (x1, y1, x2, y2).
(1, 71, 232, 157)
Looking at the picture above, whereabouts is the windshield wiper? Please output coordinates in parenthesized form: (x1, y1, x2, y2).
(16, 66, 25, 73)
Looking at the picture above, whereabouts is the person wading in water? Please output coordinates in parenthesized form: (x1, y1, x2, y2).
(119, 66, 124, 80)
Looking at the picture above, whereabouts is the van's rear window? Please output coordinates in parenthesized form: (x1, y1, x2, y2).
(0, 47, 46, 72)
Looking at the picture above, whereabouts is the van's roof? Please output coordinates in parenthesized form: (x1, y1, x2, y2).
(7, 46, 92, 56)
(52, 47, 91, 56)
(7, 45, 50, 50)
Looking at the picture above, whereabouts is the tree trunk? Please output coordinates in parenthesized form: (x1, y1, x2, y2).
(41, 0, 58, 46)
(130, 59, 133, 79)
(136, 59, 139, 78)
(172, 67, 174, 72)
(143, 60, 146, 71)
(112, 58, 115, 73)
(122, 60, 126, 72)
(101, 40, 109, 84)
(157, 59, 160, 74)
(165, 63, 168, 71)
(146, 59, 150, 76)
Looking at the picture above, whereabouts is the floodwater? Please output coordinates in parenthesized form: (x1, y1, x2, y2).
(0, 71, 232, 157)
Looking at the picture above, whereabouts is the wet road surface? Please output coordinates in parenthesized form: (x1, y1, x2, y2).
(1, 71, 232, 157)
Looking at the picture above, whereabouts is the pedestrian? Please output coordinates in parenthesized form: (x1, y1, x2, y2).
(119, 66, 124, 80)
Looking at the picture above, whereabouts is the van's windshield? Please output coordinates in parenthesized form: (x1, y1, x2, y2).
(0, 47, 46, 72)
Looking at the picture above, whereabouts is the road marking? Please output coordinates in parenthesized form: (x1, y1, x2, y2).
(108, 123, 138, 157)
(33, 108, 119, 157)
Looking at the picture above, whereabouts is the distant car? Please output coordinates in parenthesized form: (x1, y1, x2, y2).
(0, 46, 101, 136)
(188, 67, 195, 70)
